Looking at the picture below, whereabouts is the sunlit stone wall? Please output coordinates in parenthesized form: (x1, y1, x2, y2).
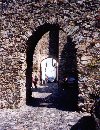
(1, 0, 100, 110)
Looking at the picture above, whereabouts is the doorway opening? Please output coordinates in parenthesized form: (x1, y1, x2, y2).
(26, 23, 59, 105)
(26, 23, 78, 111)
(40, 57, 58, 84)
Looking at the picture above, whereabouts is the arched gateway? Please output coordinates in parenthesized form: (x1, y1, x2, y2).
(40, 57, 58, 84)
(26, 23, 59, 104)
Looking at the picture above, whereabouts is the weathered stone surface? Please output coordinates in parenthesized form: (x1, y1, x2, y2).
(0, 0, 100, 111)
(0, 105, 90, 130)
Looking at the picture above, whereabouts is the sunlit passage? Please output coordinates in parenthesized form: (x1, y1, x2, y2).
(32, 59, 59, 107)
(40, 58, 58, 84)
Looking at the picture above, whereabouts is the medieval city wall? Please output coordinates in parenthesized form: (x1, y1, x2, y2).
(0, 0, 100, 111)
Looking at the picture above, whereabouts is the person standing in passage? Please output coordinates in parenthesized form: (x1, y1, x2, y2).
(33, 75, 38, 89)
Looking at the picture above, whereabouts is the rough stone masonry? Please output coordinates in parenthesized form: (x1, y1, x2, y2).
(0, 0, 100, 111)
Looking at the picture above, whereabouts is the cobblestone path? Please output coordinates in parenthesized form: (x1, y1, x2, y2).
(0, 83, 96, 130)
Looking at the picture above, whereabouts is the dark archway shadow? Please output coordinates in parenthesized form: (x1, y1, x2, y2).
(58, 36, 79, 110)
(70, 116, 96, 130)
(28, 83, 78, 111)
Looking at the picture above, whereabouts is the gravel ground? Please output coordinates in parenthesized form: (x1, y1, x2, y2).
(0, 106, 91, 130)
(0, 83, 95, 130)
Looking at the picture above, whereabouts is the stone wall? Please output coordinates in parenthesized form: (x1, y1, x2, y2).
(1, 0, 100, 110)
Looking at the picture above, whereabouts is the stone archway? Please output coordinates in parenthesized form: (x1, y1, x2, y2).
(40, 57, 58, 85)
(26, 23, 59, 104)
